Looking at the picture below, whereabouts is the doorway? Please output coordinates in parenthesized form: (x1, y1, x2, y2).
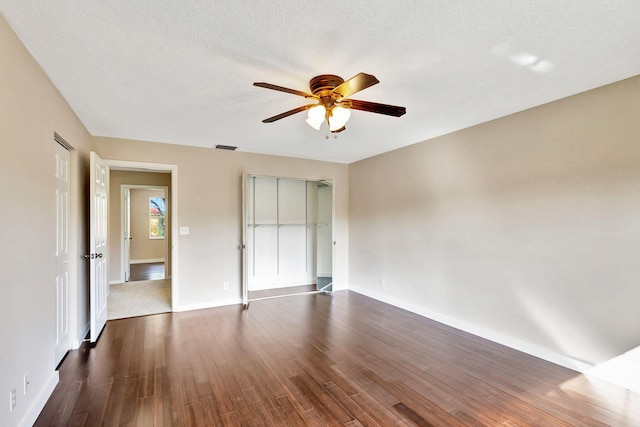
(106, 183, 171, 320)
(105, 163, 177, 321)
(242, 175, 334, 305)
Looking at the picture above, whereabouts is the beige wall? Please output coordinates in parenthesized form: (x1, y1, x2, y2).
(0, 14, 93, 426)
(93, 137, 349, 309)
(108, 171, 171, 282)
(349, 75, 640, 367)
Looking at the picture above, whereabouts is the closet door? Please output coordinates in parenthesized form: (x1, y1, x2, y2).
(245, 175, 333, 294)
(316, 182, 333, 291)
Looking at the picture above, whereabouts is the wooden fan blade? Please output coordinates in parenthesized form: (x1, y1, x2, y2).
(348, 99, 406, 117)
(262, 104, 315, 123)
(253, 82, 315, 98)
(333, 73, 379, 98)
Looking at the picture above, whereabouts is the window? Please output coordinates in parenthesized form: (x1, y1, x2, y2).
(149, 197, 166, 239)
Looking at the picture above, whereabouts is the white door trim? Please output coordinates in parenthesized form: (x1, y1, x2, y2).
(105, 160, 178, 310)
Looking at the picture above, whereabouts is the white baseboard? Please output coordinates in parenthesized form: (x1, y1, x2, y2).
(348, 286, 594, 373)
(72, 322, 91, 349)
(130, 258, 165, 264)
(19, 370, 59, 427)
(174, 298, 243, 312)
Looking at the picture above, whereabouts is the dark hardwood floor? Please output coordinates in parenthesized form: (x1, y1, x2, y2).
(36, 291, 639, 426)
(129, 262, 165, 282)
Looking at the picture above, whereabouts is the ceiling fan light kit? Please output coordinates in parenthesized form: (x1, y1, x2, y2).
(328, 106, 351, 132)
(253, 72, 406, 134)
(305, 104, 325, 130)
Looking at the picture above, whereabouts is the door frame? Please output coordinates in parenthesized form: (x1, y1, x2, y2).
(106, 160, 179, 310)
(120, 184, 169, 283)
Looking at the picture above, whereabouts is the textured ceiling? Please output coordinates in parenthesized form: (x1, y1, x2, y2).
(2, 1, 640, 163)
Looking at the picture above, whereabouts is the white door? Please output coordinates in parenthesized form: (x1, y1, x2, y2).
(55, 142, 71, 363)
(89, 151, 109, 342)
(123, 187, 131, 282)
(242, 173, 249, 307)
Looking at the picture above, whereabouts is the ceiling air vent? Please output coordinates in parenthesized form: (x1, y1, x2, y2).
(215, 144, 237, 151)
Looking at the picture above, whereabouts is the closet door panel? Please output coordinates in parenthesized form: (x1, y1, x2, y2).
(317, 184, 333, 277)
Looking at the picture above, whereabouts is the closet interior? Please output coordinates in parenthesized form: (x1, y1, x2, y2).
(243, 175, 333, 303)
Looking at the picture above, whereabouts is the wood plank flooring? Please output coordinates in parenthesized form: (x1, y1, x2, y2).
(35, 291, 640, 426)
(130, 262, 165, 282)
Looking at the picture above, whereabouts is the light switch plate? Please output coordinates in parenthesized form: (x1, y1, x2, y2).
(179, 226, 189, 235)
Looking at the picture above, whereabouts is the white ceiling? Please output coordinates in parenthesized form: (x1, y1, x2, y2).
(2, 1, 640, 163)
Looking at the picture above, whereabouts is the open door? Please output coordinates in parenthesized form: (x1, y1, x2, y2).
(241, 173, 249, 308)
(123, 187, 131, 282)
(88, 151, 109, 343)
(315, 181, 333, 292)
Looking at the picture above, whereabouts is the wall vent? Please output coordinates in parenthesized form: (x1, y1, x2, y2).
(215, 144, 237, 151)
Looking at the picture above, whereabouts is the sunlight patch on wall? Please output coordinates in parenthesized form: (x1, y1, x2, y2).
(515, 286, 596, 366)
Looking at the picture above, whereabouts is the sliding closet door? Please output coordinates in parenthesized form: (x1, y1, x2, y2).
(242, 174, 249, 306)
(316, 182, 333, 291)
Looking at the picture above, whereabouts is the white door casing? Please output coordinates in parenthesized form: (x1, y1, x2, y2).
(55, 142, 71, 363)
(105, 159, 178, 309)
(89, 151, 109, 342)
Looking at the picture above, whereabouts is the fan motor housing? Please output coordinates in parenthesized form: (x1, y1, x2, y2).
(309, 74, 344, 96)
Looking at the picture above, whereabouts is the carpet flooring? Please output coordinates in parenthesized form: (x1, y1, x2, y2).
(108, 279, 171, 320)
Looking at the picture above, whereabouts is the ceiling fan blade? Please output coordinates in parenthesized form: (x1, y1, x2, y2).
(333, 73, 380, 98)
(348, 99, 406, 117)
(253, 82, 315, 98)
(262, 104, 315, 123)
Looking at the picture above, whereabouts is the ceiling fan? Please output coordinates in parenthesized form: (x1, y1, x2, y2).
(253, 73, 406, 133)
